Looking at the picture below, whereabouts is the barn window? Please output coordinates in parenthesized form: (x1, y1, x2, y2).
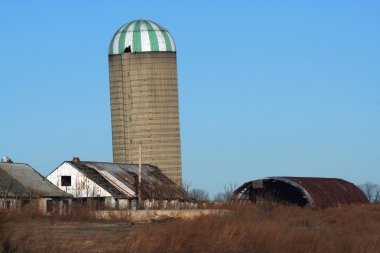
(61, 176, 71, 186)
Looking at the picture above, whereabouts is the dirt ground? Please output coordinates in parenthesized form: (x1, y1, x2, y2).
(4, 219, 144, 252)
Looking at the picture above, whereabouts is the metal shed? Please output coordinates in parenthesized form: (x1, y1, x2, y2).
(232, 177, 369, 208)
(47, 158, 189, 210)
(0, 162, 72, 213)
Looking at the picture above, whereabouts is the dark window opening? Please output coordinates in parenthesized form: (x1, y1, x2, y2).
(95, 198, 105, 210)
(124, 46, 131, 53)
(61, 176, 71, 186)
(21, 199, 30, 206)
(46, 200, 53, 213)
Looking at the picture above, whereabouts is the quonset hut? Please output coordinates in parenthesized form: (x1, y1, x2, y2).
(108, 19, 182, 186)
(232, 177, 369, 208)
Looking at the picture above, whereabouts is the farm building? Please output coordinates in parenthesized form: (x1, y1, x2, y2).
(232, 177, 369, 208)
(47, 158, 188, 209)
(0, 157, 72, 214)
(108, 19, 182, 186)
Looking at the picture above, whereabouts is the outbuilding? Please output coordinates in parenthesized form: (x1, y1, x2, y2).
(0, 158, 72, 214)
(47, 158, 188, 209)
(232, 177, 369, 208)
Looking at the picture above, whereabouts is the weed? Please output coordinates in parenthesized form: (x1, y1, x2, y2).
(1, 203, 380, 252)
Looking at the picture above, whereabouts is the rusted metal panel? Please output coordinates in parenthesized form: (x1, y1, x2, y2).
(232, 177, 369, 208)
(281, 177, 369, 208)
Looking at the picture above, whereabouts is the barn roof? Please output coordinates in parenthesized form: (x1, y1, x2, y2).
(232, 177, 369, 208)
(67, 160, 188, 201)
(0, 163, 71, 198)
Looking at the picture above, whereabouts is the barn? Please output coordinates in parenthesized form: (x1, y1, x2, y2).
(232, 177, 369, 208)
(47, 158, 188, 209)
(0, 158, 72, 214)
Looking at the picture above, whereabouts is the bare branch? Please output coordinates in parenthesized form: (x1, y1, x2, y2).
(359, 181, 380, 202)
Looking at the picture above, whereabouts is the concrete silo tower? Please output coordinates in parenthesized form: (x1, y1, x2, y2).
(108, 19, 182, 185)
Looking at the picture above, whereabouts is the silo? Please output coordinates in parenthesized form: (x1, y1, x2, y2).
(108, 19, 182, 186)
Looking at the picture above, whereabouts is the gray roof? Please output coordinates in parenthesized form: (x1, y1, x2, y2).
(68, 161, 188, 200)
(0, 163, 71, 198)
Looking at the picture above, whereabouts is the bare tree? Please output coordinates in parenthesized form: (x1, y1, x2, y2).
(213, 183, 238, 202)
(188, 188, 210, 201)
(359, 181, 380, 202)
(182, 180, 191, 193)
(213, 192, 226, 202)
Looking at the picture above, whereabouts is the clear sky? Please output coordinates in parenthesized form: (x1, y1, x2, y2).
(1, 1, 379, 197)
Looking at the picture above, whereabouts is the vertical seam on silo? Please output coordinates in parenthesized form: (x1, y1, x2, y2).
(129, 55, 134, 163)
(121, 55, 127, 162)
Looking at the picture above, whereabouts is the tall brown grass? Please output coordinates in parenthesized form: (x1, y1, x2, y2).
(122, 203, 380, 253)
(0, 209, 11, 252)
(0, 204, 106, 253)
(1, 203, 380, 252)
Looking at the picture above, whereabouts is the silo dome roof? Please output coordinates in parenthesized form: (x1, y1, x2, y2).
(109, 19, 176, 55)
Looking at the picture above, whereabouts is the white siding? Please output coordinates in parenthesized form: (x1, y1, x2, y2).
(47, 162, 112, 198)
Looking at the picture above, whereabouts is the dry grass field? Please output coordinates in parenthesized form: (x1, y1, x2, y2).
(1, 203, 380, 253)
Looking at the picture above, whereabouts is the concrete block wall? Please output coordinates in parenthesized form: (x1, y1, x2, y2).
(109, 52, 182, 186)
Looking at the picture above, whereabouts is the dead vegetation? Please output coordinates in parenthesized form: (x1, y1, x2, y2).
(1, 203, 380, 252)
(122, 203, 380, 253)
(0, 204, 135, 253)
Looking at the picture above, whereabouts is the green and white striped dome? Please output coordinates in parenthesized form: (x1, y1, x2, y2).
(109, 19, 176, 55)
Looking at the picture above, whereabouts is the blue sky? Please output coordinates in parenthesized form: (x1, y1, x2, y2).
(1, 1, 379, 196)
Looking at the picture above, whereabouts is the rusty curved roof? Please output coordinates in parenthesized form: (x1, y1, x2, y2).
(272, 177, 369, 207)
(233, 177, 369, 208)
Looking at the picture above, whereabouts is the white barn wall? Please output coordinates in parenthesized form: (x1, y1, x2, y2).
(47, 162, 112, 198)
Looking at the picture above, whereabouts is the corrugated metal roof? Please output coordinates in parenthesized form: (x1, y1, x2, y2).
(70, 161, 188, 200)
(0, 163, 71, 198)
(279, 177, 369, 208)
(0, 168, 30, 197)
(232, 177, 369, 208)
(70, 162, 127, 198)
